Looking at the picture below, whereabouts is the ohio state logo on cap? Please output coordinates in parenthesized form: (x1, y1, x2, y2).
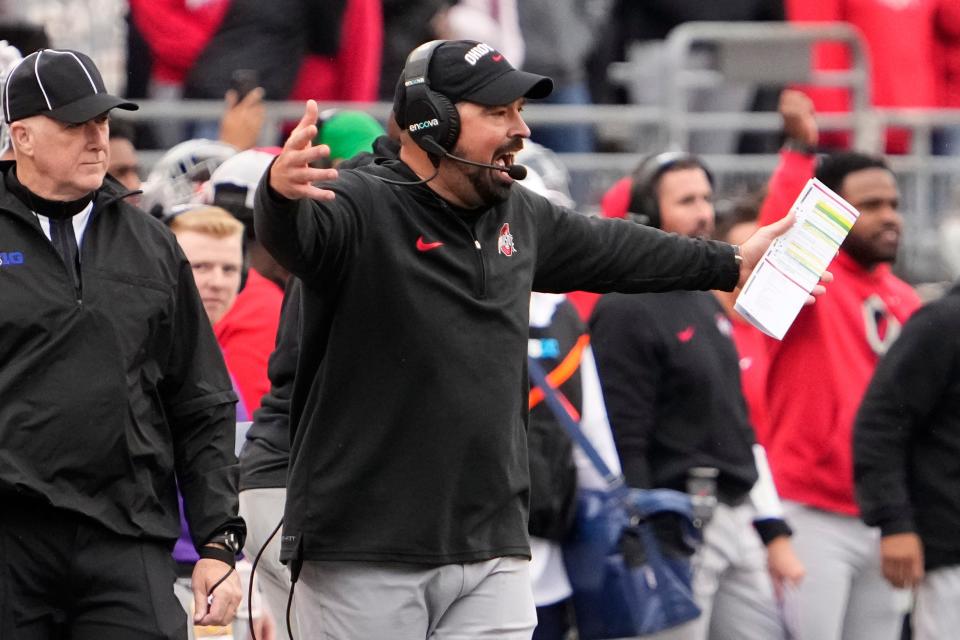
(497, 223, 516, 257)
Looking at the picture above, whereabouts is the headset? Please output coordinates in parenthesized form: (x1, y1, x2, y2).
(391, 40, 526, 181)
(399, 40, 461, 156)
(627, 151, 714, 229)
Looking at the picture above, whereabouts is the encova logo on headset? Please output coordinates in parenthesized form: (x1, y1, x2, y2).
(408, 118, 440, 132)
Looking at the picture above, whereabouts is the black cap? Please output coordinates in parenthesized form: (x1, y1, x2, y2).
(3, 49, 138, 124)
(394, 40, 553, 126)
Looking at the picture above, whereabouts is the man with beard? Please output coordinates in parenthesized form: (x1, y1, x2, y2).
(253, 40, 816, 638)
(756, 89, 921, 640)
(589, 152, 805, 640)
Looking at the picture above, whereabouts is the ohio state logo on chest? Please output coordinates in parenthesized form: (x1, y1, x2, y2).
(862, 293, 902, 355)
(497, 223, 516, 256)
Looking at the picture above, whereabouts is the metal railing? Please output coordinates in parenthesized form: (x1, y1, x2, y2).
(121, 22, 960, 283)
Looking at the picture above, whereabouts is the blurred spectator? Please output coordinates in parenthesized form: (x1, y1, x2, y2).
(757, 89, 921, 640)
(787, 0, 960, 154)
(107, 118, 142, 199)
(203, 149, 286, 413)
(127, 0, 230, 146)
(438, 0, 525, 68)
(854, 279, 960, 640)
(0, 38, 22, 160)
(934, 0, 960, 155)
(3, 0, 126, 91)
(378, 0, 450, 99)
(288, 0, 383, 104)
(518, 0, 612, 152)
(591, 152, 803, 640)
(0, 19, 49, 55)
(315, 109, 386, 167)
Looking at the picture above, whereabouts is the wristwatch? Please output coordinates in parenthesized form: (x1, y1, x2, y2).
(200, 529, 242, 566)
(732, 244, 743, 267)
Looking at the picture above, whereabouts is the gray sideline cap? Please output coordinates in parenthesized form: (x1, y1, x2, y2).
(3, 49, 138, 124)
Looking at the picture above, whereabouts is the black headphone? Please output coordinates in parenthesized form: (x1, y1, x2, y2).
(398, 40, 460, 155)
(627, 151, 715, 229)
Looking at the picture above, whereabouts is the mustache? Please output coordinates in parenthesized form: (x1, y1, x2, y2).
(494, 139, 524, 157)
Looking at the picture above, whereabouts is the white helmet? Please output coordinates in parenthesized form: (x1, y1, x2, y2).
(516, 141, 574, 208)
(140, 138, 237, 218)
(199, 148, 279, 227)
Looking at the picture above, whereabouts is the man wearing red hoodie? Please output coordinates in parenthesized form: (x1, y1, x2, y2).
(758, 89, 921, 640)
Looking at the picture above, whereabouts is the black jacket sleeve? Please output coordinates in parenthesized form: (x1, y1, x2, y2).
(530, 195, 740, 295)
(854, 298, 955, 536)
(253, 167, 364, 287)
(589, 295, 663, 488)
(162, 255, 244, 548)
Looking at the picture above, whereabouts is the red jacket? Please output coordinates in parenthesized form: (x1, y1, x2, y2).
(758, 149, 920, 515)
(289, 0, 383, 102)
(214, 269, 283, 413)
(731, 314, 772, 447)
(130, 0, 230, 85)
(786, 0, 953, 152)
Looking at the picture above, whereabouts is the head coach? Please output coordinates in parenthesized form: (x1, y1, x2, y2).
(254, 39, 814, 639)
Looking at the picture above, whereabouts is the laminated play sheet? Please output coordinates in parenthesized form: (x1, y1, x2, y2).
(735, 178, 858, 339)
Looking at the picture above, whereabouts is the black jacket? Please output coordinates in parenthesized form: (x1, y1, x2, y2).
(590, 290, 759, 503)
(0, 163, 243, 549)
(238, 278, 300, 491)
(254, 158, 739, 565)
(854, 282, 960, 570)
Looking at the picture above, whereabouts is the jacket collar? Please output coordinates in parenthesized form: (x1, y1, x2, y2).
(0, 160, 141, 224)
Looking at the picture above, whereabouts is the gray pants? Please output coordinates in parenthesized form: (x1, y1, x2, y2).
(295, 556, 537, 639)
(913, 564, 960, 640)
(638, 501, 784, 640)
(239, 488, 294, 639)
(782, 501, 905, 640)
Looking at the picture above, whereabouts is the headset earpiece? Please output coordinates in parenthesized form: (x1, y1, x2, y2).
(399, 40, 460, 155)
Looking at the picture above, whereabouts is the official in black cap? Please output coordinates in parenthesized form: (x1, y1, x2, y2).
(0, 49, 245, 639)
(254, 39, 812, 639)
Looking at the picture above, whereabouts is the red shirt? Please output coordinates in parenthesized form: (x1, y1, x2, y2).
(731, 315, 772, 446)
(786, 0, 950, 152)
(130, 0, 230, 85)
(213, 269, 283, 413)
(758, 150, 921, 515)
(288, 0, 382, 101)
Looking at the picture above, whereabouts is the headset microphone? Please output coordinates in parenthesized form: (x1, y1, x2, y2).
(421, 136, 527, 180)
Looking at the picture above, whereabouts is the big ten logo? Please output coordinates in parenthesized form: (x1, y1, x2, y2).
(0, 251, 24, 267)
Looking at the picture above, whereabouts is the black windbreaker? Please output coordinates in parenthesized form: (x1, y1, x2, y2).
(855, 282, 960, 570)
(254, 158, 739, 565)
(590, 290, 759, 502)
(0, 162, 243, 549)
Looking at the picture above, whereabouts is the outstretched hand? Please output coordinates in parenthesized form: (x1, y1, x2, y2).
(268, 100, 339, 201)
(737, 212, 832, 303)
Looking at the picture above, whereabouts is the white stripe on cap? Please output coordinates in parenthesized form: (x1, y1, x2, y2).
(62, 51, 99, 94)
(3, 55, 28, 122)
(33, 50, 53, 110)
